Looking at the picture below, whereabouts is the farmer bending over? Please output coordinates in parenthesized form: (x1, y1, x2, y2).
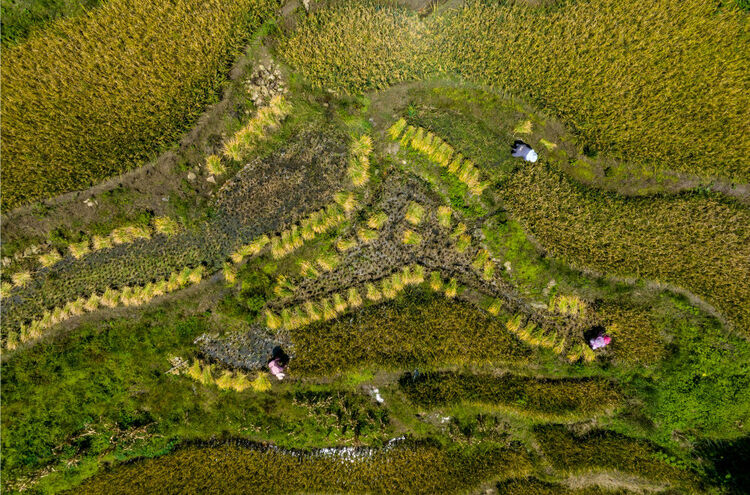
(511, 140, 538, 163)
(268, 345, 290, 380)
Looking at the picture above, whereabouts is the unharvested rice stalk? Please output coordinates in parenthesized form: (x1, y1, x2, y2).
(1, 0, 281, 208)
(282, 0, 749, 181)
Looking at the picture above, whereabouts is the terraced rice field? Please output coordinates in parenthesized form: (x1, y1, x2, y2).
(1, 0, 748, 494)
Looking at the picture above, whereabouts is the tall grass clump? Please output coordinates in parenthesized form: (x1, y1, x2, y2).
(1, 0, 280, 208)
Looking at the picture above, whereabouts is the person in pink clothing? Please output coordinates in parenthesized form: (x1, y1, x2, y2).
(268, 358, 286, 380)
(268, 345, 289, 380)
(589, 334, 611, 350)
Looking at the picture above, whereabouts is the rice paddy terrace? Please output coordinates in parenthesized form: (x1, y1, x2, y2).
(1, 0, 749, 494)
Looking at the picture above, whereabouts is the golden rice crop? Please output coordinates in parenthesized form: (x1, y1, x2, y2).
(282, 0, 749, 181)
(279, 1, 438, 94)
(440, 0, 750, 181)
(1, 0, 280, 208)
(502, 162, 750, 333)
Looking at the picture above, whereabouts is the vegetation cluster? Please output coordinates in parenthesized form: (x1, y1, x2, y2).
(1, 0, 280, 208)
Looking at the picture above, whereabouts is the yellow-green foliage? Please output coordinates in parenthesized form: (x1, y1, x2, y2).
(68, 241, 91, 260)
(230, 235, 269, 264)
(549, 294, 588, 318)
(333, 191, 358, 214)
(1, 282, 13, 300)
(437, 205, 452, 228)
(366, 211, 388, 230)
(91, 235, 113, 251)
(268, 202, 348, 260)
(76, 442, 533, 494)
(185, 360, 257, 392)
(5, 266, 204, 350)
(357, 228, 379, 243)
(405, 201, 425, 225)
(223, 95, 292, 161)
(222, 263, 237, 285)
(336, 237, 358, 252)
(348, 134, 372, 187)
(10, 271, 31, 287)
(280, 2, 437, 94)
(504, 314, 567, 357)
(204, 154, 226, 176)
(443, 0, 750, 181)
(402, 229, 422, 245)
(502, 162, 750, 333)
(316, 253, 340, 272)
(389, 122, 487, 195)
(110, 225, 150, 245)
(299, 260, 320, 278)
(455, 234, 471, 253)
(278, 266, 427, 330)
(38, 250, 62, 268)
(250, 372, 272, 392)
(1, 0, 280, 208)
(152, 216, 180, 237)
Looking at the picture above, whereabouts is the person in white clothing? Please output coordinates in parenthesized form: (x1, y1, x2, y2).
(511, 139, 538, 162)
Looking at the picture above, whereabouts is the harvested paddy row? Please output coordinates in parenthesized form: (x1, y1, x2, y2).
(384, 85, 750, 334)
(0, 130, 349, 348)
